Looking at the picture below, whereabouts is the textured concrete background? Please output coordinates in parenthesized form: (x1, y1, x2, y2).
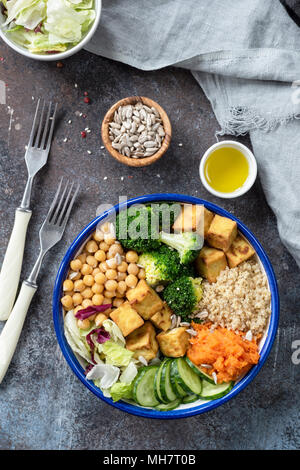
(0, 44, 299, 450)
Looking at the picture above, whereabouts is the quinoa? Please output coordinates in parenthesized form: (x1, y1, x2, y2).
(193, 260, 271, 336)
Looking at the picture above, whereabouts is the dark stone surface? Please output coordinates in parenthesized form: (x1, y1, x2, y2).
(0, 44, 299, 450)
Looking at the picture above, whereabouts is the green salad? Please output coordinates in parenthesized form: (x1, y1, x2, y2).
(0, 0, 96, 54)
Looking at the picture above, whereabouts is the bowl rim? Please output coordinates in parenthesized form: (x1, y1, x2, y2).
(0, 0, 102, 61)
(53, 193, 279, 419)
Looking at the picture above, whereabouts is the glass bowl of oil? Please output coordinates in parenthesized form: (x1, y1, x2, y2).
(199, 140, 257, 199)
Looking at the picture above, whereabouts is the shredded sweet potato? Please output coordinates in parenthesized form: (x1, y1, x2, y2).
(187, 322, 260, 383)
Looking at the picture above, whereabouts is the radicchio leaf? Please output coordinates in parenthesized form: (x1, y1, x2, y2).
(86, 328, 111, 364)
(75, 304, 112, 320)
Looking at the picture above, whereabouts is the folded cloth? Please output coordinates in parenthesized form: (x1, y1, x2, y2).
(85, 0, 300, 268)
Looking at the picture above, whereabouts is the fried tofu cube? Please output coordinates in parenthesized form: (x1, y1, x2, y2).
(225, 234, 256, 268)
(110, 302, 144, 337)
(126, 280, 163, 320)
(156, 327, 190, 358)
(126, 321, 159, 361)
(206, 215, 237, 252)
(173, 204, 214, 239)
(150, 303, 172, 331)
(196, 245, 227, 283)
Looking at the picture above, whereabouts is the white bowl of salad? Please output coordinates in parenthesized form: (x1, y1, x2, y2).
(0, 0, 101, 60)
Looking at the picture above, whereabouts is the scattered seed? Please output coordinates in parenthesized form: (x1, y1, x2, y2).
(87, 150, 92, 155)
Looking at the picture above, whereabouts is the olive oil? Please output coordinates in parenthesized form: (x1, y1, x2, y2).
(204, 147, 249, 193)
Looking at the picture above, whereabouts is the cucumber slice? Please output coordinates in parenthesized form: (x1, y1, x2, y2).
(160, 359, 178, 402)
(132, 366, 160, 407)
(185, 357, 215, 384)
(170, 360, 188, 398)
(156, 398, 182, 411)
(182, 394, 200, 404)
(173, 358, 202, 395)
(154, 360, 169, 404)
(200, 380, 234, 400)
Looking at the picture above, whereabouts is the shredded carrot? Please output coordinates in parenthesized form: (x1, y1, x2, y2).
(187, 322, 260, 383)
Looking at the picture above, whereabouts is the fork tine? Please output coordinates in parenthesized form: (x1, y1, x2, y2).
(60, 183, 80, 229)
(56, 182, 74, 226)
(34, 100, 46, 148)
(45, 177, 63, 223)
(50, 180, 69, 224)
(45, 103, 58, 151)
(27, 99, 41, 148)
(40, 102, 53, 150)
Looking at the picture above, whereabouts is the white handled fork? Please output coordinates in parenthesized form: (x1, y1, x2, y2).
(0, 178, 80, 384)
(0, 100, 57, 321)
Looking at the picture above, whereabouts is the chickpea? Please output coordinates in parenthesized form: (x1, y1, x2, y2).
(86, 255, 97, 267)
(92, 294, 104, 305)
(105, 279, 118, 291)
(70, 259, 82, 271)
(99, 261, 108, 272)
(106, 269, 118, 280)
(74, 305, 83, 315)
(82, 299, 93, 308)
(93, 229, 104, 242)
(99, 241, 109, 252)
(61, 295, 73, 309)
(117, 261, 128, 273)
(127, 263, 139, 276)
(81, 287, 93, 299)
(77, 318, 90, 330)
(138, 268, 146, 280)
(95, 272, 107, 284)
(117, 281, 127, 295)
(73, 279, 85, 292)
(69, 272, 81, 281)
(115, 291, 125, 298)
(85, 240, 98, 253)
(95, 249, 106, 262)
(81, 263, 93, 275)
(77, 253, 87, 264)
(117, 272, 127, 282)
(104, 233, 116, 245)
(126, 250, 139, 263)
(95, 313, 108, 327)
(103, 297, 112, 305)
(92, 268, 101, 276)
(72, 293, 83, 306)
(63, 279, 74, 292)
(104, 290, 116, 299)
(108, 244, 123, 258)
(113, 298, 124, 308)
(101, 222, 111, 233)
(125, 274, 138, 288)
(83, 274, 94, 287)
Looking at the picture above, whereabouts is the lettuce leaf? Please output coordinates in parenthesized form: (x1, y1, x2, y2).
(102, 340, 133, 368)
(109, 382, 134, 402)
(86, 363, 120, 389)
(4, 0, 46, 30)
(119, 362, 138, 384)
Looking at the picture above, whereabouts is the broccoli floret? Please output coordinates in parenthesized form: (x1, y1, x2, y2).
(159, 231, 203, 264)
(163, 276, 203, 320)
(138, 245, 181, 286)
(115, 205, 161, 253)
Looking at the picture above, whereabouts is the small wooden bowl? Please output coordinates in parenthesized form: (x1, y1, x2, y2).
(101, 96, 172, 167)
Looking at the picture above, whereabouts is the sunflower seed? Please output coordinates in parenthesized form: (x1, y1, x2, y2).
(108, 102, 165, 158)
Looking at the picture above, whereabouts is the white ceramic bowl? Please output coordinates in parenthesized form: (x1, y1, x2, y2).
(199, 140, 257, 199)
(0, 0, 101, 61)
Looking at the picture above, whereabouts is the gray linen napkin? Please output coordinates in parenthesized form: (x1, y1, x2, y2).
(85, 0, 300, 268)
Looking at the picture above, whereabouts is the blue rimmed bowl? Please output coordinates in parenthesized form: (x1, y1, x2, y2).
(53, 194, 279, 419)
